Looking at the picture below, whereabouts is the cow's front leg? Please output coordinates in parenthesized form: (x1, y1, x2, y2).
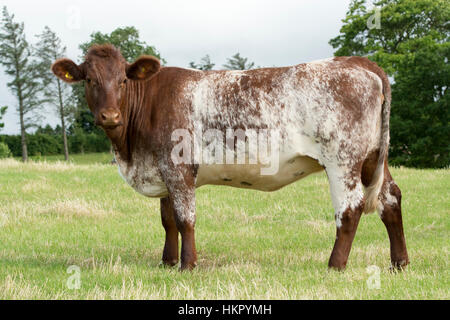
(158, 156, 198, 271)
(160, 197, 179, 267)
(169, 188, 197, 271)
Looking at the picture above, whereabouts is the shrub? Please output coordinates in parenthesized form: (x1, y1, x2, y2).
(27, 134, 63, 156)
(0, 142, 11, 158)
(68, 130, 110, 154)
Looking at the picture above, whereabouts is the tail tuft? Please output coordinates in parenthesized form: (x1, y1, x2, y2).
(363, 163, 384, 213)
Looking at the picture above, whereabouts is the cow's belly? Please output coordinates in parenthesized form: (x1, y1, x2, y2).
(116, 150, 323, 197)
(196, 155, 323, 191)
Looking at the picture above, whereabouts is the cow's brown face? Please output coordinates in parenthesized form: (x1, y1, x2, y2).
(51, 45, 160, 131)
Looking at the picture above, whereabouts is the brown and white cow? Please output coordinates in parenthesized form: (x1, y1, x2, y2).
(52, 44, 409, 271)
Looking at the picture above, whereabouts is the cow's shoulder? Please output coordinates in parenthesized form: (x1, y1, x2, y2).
(156, 66, 204, 85)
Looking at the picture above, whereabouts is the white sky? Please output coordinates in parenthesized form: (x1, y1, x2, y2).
(0, 0, 351, 134)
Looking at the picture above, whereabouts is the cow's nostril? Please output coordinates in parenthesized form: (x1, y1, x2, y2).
(99, 111, 121, 127)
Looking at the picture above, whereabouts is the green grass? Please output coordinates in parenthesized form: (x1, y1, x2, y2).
(17, 152, 114, 165)
(0, 154, 448, 299)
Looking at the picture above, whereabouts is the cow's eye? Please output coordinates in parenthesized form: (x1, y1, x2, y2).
(86, 78, 98, 87)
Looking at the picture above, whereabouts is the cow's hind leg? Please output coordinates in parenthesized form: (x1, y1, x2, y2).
(160, 197, 179, 267)
(377, 169, 409, 270)
(326, 165, 365, 270)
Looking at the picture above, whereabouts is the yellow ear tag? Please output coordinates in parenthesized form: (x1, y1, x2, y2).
(65, 72, 73, 80)
(141, 67, 146, 73)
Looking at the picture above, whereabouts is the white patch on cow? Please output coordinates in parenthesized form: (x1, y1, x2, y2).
(385, 181, 398, 206)
(173, 194, 196, 225)
(184, 67, 203, 72)
(115, 151, 168, 198)
(326, 166, 365, 228)
(308, 57, 334, 65)
(377, 180, 398, 218)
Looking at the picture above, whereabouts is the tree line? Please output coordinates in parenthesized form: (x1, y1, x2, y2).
(0, 0, 448, 168)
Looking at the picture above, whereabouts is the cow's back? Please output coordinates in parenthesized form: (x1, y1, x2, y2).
(186, 57, 384, 168)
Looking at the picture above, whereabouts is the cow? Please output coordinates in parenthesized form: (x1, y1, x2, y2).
(52, 44, 409, 271)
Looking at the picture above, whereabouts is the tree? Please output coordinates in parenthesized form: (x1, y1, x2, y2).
(79, 26, 164, 63)
(0, 106, 6, 130)
(35, 26, 73, 161)
(0, 105, 8, 159)
(0, 6, 43, 161)
(223, 53, 255, 70)
(329, 0, 450, 168)
(71, 26, 164, 138)
(189, 54, 215, 70)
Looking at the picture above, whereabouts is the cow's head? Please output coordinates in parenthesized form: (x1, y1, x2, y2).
(51, 44, 160, 131)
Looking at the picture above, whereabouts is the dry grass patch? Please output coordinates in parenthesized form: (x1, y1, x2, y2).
(0, 199, 115, 223)
(38, 199, 115, 218)
(0, 274, 52, 299)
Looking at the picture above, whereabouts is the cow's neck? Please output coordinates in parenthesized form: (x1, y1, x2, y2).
(106, 80, 152, 163)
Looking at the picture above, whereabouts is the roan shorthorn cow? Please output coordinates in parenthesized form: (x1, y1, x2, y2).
(52, 44, 409, 271)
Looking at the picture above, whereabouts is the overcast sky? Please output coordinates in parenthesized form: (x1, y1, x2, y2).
(0, 0, 351, 134)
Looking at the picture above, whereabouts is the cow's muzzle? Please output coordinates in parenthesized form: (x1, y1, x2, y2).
(97, 109, 123, 129)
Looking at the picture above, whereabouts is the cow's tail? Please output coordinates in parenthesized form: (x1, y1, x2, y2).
(363, 70, 391, 214)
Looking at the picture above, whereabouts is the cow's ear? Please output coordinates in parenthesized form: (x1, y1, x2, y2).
(51, 58, 85, 83)
(126, 56, 160, 81)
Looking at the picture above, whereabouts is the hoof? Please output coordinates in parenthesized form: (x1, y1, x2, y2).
(389, 259, 409, 272)
(158, 260, 178, 268)
(328, 265, 346, 272)
(179, 261, 197, 271)
(328, 259, 347, 271)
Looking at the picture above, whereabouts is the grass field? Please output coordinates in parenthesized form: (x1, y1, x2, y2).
(19, 152, 115, 165)
(0, 153, 448, 299)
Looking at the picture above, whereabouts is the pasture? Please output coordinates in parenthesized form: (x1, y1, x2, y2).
(0, 153, 448, 299)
